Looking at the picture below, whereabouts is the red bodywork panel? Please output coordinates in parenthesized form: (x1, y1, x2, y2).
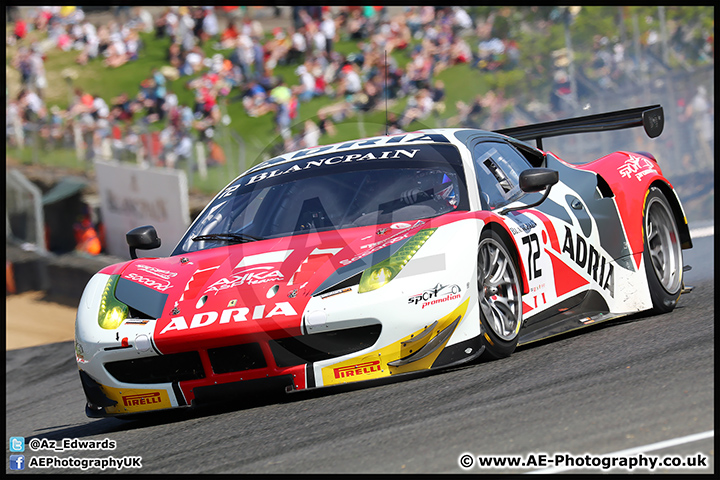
(576, 151, 670, 269)
(111, 214, 472, 403)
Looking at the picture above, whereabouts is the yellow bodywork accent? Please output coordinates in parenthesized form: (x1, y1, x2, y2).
(100, 385, 172, 414)
(321, 298, 469, 385)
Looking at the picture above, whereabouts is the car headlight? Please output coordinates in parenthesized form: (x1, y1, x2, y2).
(98, 275, 129, 329)
(358, 228, 436, 293)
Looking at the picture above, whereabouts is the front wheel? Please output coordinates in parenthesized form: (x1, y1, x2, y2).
(643, 187, 683, 313)
(477, 230, 523, 359)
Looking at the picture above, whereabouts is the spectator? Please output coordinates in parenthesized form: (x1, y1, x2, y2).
(240, 80, 267, 117)
(287, 26, 308, 65)
(219, 21, 240, 49)
(201, 7, 220, 43)
(352, 73, 383, 112)
(128, 6, 154, 34)
(337, 63, 362, 98)
(76, 21, 99, 65)
(346, 9, 367, 40)
(110, 92, 136, 123)
(230, 33, 254, 81)
(320, 11, 336, 56)
(264, 27, 291, 70)
(269, 78, 293, 140)
(103, 29, 129, 68)
(18, 88, 46, 123)
(294, 64, 317, 102)
(430, 80, 446, 116)
(13, 47, 34, 87)
(155, 7, 179, 40)
(399, 88, 434, 127)
(316, 111, 337, 138)
(180, 46, 204, 76)
(167, 42, 182, 68)
(13, 17, 28, 44)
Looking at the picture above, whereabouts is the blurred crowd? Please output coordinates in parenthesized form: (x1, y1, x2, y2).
(7, 5, 715, 168)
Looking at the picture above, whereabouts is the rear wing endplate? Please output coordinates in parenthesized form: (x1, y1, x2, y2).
(495, 105, 664, 150)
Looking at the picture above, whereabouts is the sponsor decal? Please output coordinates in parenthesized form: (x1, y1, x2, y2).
(246, 149, 421, 186)
(125, 272, 172, 291)
(285, 132, 450, 161)
(361, 239, 391, 250)
(320, 287, 352, 299)
(339, 220, 425, 267)
(228, 299, 237, 307)
(158, 303, 298, 335)
(123, 392, 163, 407)
(333, 360, 382, 379)
(100, 386, 172, 414)
(376, 227, 390, 235)
(509, 220, 537, 235)
(135, 264, 178, 280)
(618, 154, 657, 181)
(204, 266, 284, 294)
(408, 283, 462, 309)
(561, 226, 614, 296)
(124, 319, 150, 325)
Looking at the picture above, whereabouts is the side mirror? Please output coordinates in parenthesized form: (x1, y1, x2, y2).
(126, 225, 161, 259)
(519, 168, 559, 193)
(501, 168, 559, 215)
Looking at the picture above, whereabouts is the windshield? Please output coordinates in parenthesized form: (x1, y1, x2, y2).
(173, 143, 469, 254)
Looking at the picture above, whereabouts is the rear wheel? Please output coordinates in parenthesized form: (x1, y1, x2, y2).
(477, 230, 522, 359)
(643, 187, 683, 313)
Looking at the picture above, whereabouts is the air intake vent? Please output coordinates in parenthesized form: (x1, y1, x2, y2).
(207, 343, 267, 374)
(105, 351, 205, 384)
(269, 324, 382, 367)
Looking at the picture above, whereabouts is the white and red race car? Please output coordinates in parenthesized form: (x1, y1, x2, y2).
(75, 105, 693, 417)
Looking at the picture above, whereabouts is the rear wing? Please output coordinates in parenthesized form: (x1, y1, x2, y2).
(495, 105, 664, 150)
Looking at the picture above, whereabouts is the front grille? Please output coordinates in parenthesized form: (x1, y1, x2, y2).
(207, 343, 267, 374)
(269, 324, 382, 367)
(105, 351, 205, 384)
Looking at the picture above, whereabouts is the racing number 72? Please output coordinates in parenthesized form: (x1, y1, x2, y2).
(521, 233, 542, 281)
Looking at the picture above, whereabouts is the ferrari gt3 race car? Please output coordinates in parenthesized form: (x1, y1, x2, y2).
(75, 105, 693, 417)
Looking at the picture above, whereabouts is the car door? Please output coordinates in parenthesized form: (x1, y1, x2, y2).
(470, 140, 557, 314)
(470, 140, 611, 337)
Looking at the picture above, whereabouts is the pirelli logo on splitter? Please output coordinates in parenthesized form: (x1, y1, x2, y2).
(122, 392, 163, 407)
(333, 361, 381, 379)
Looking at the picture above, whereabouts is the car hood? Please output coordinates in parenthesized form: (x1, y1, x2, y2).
(114, 220, 433, 353)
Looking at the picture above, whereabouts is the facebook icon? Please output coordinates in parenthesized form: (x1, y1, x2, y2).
(10, 455, 25, 470)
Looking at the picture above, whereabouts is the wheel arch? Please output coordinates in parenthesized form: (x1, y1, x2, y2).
(480, 220, 530, 295)
(648, 180, 693, 250)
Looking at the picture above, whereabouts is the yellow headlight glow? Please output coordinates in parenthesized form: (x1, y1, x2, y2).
(358, 228, 436, 293)
(98, 275, 129, 329)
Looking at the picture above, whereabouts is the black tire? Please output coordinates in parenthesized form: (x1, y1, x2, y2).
(477, 230, 523, 359)
(643, 187, 683, 313)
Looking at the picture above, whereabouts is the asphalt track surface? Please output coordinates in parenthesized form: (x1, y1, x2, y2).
(6, 240, 714, 474)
